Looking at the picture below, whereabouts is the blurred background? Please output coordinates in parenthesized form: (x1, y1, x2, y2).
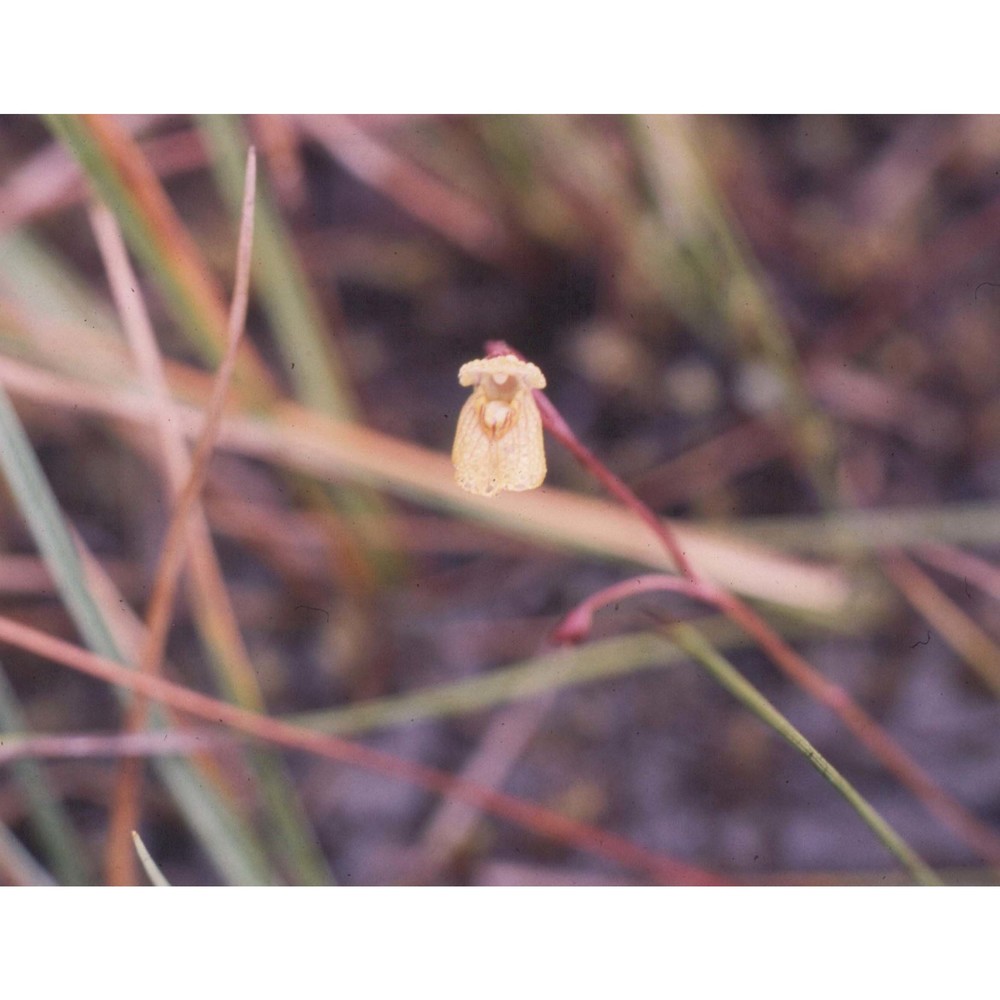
(0, 114, 998, 886)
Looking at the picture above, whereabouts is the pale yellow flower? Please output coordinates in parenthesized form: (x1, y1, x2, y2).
(452, 354, 547, 497)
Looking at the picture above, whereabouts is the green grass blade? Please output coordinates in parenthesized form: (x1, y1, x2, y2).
(294, 631, 673, 736)
(633, 116, 840, 506)
(246, 744, 333, 885)
(294, 610, 939, 884)
(0, 382, 277, 884)
(0, 387, 120, 656)
(43, 115, 273, 398)
(666, 621, 942, 886)
(199, 114, 359, 419)
(0, 662, 90, 883)
(732, 504, 1000, 556)
(198, 114, 402, 585)
(292, 616, 837, 737)
(0, 232, 327, 884)
(0, 231, 120, 330)
(44, 115, 224, 366)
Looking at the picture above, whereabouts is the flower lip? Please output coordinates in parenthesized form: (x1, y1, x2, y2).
(452, 352, 548, 496)
(458, 354, 546, 389)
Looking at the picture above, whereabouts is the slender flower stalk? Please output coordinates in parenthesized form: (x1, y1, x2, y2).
(484, 340, 1000, 873)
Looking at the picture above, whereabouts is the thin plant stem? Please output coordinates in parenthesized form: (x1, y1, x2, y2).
(0, 727, 235, 763)
(293, 631, 676, 735)
(554, 573, 999, 872)
(99, 149, 257, 884)
(199, 114, 401, 589)
(93, 151, 331, 885)
(200, 115, 359, 419)
(633, 116, 840, 507)
(666, 622, 941, 885)
(0, 349, 852, 615)
(0, 612, 728, 886)
(0, 383, 276, 884)
(486, 340, 696, 580)
(487, 339, 1000, 870)
(43, 114, 274, 396)
(0, 663, 90, 883)
(131, 831, 171, 887)
(299, 116, 510, 266)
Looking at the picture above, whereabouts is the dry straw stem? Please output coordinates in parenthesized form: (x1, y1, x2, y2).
(726, 504, 1000, 556)
(91, 152, 330, 885)
(85, 206, 260, 703)
(917, 543, 1000, 606)
(0, 622, 813, 752)
(0, 351, 851, 617)
(44, 115, 275, 397)
(0, 125, 209, 240)
(131, 830, 171, 887)
(69, 522, 288, 873)
(217, 407, 852, 615)
(200, 115, 360, 420)
(0, 383, 275, 884)
(131, 144, 257, 703)
(90, 153, 258, 882)
(881, 550, 1000, 698)
(0, 327, 986, 866)
(0, 613, 727, 886)
(406, 695, 556, 884)
(0, 727, 234, 764)
(299, 115, 511, 266)
(89, 170, 252, 882)
(199, 115, 399, 589)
